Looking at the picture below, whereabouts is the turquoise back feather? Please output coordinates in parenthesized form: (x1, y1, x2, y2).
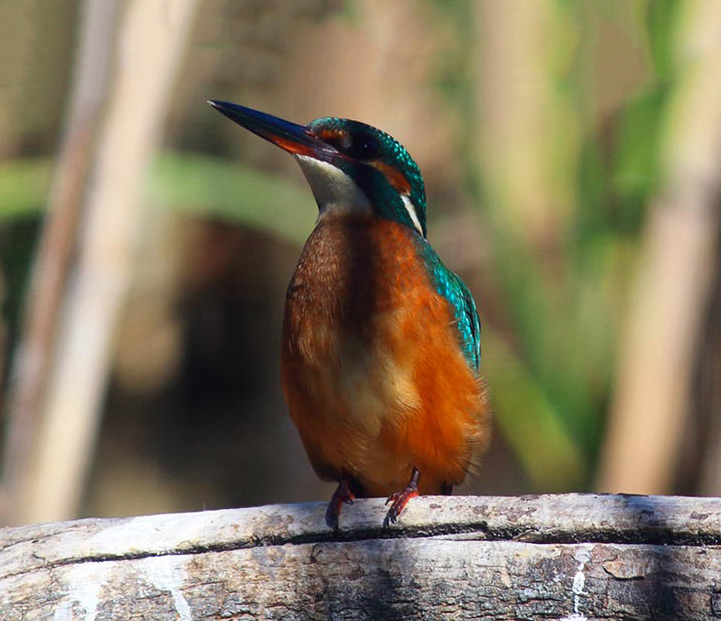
(415, 238, 481, 373)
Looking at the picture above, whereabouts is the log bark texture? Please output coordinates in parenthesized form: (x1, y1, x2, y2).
(1, 494, 720, 620)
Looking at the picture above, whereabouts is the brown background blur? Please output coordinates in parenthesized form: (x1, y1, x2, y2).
(1, 0, 720, 527)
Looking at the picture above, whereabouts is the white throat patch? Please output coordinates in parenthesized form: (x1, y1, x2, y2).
(294, 155, 371, 213)
(294, 154, 424, 236)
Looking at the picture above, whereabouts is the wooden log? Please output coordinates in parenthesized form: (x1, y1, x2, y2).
(1, 494, 720, 620)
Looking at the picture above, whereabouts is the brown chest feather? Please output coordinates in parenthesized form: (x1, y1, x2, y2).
(280, 212, 488, 495)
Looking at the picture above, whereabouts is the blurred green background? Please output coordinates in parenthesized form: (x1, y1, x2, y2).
(1, 0, 720, 526)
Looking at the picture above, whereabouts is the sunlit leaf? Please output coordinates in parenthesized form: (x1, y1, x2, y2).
(0, 159, 52, 219)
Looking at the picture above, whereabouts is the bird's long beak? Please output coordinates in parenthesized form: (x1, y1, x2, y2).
(208, 100, 335, 160)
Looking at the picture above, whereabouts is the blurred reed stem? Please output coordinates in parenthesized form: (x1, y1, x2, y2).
(5, 0, 199, 525)
(1, 0, 120, 525)
(474, 0, 591, 488)
(598, 0, 721, 494)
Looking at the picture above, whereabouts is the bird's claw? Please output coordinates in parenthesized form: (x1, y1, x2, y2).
(382, 487, 418, 528)
(325, 480, 356, 531)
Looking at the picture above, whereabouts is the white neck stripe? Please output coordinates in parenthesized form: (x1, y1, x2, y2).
(402, 194, 424, 235)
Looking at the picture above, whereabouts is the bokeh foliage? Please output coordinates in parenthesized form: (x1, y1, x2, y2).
(0, 0, 694, 500)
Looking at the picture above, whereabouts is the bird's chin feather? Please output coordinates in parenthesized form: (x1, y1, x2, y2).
(294, 154, 372, 214)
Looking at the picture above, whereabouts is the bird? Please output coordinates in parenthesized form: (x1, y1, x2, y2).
(209, 100, 489, 530)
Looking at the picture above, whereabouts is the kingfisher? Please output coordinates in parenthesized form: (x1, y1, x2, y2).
(209, 100, 489, 530)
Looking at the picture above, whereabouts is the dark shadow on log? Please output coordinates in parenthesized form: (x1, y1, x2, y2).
(617, 495, 681, 619)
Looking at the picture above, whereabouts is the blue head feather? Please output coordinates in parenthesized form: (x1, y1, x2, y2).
(307, 118, 428, 237)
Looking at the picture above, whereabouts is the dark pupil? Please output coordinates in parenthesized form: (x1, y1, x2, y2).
(348, 135, 379, 160)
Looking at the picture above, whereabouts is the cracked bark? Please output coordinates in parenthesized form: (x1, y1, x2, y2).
(1, 494, 720, 620)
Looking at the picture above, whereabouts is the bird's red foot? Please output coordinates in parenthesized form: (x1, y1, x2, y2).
(326, 477, 357, 531)
(383, 467, 420, 528)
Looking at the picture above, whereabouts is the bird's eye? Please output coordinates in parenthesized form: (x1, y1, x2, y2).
(347, 135, 380, 161)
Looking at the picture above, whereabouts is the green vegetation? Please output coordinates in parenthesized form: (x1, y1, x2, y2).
(0, 0, 688, 494)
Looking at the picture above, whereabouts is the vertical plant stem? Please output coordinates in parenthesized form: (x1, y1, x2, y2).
(2, 0, 120, 525)
(598, 0, 721, 494)
(14, 0, 199, 525)
(473, 0, 586, 488)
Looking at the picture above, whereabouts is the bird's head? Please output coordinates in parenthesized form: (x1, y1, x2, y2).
(209, 100, 427, 237)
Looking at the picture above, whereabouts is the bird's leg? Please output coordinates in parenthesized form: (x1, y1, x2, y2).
(383, 467, 420, 528)
(326, 474, 357, 531)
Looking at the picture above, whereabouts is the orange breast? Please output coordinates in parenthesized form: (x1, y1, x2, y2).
(281, 211, 489, 497)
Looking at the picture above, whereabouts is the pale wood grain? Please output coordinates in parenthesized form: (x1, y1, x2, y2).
(1, 494, 720, 620)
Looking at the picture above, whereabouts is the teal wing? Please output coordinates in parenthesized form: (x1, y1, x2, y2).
(443, 270, 481, 372)
(417, 239, 481, 372)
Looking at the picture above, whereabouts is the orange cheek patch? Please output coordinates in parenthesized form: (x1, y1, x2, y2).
(317, 128, 346, 141)
(373, 161, 411, 195)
